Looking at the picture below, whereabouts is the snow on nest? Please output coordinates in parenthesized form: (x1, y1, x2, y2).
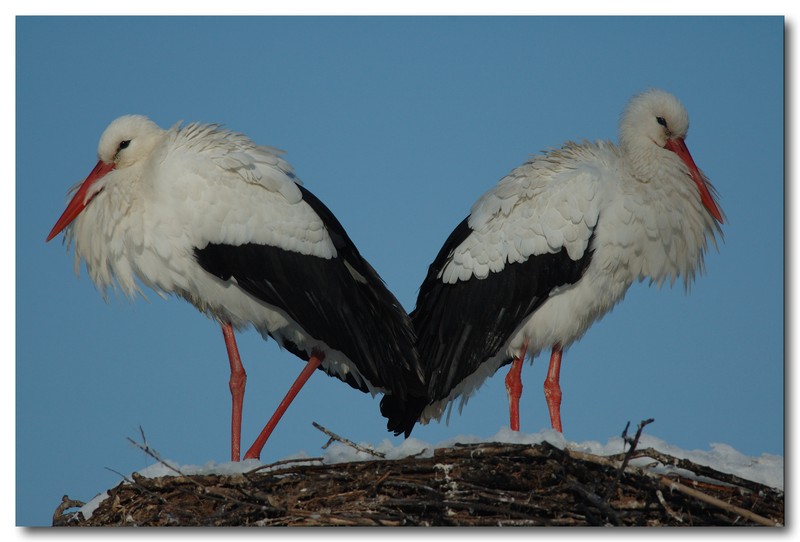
(78, 428, 784, 520)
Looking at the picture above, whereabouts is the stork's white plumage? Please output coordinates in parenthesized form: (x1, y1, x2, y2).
(412, 89, 724, 432)
(47, 115, 427, 461)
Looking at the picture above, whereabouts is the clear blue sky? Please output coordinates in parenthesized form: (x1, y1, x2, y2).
(15, 16, 783, 526)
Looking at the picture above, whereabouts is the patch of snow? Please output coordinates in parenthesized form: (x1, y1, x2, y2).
(135, 457, 263, 479)
(78, 429, 783, 520)
(79, 491, 108, 521)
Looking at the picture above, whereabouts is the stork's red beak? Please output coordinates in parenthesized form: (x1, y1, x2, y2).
(664, 138, 723, 224)
(46, 160, 116, 242)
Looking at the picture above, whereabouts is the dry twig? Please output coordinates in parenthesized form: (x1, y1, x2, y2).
(52, 495, 86, 526)
(658, 477, 781, 527)
(311, 421, 386, 458)
(604, 418, 654, 500)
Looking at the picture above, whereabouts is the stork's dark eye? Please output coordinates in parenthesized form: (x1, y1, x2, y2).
(656, 117, 667, 127)
(118, 140, 131, 151)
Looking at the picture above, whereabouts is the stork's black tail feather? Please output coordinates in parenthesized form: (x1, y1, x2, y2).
(380, 393, 429, 438)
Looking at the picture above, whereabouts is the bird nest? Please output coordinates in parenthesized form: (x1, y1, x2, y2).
(54, 422, 783, 527)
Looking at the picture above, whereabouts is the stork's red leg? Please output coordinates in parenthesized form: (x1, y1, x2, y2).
(243, 351, 324, 460)
(504, 339, 528, 432)
(221, 323, 246, 462)
(544, 345, 564, 433)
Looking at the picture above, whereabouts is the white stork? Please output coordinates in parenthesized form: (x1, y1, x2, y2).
(412, 89, 724, 433)
(47, 115, 427, 461)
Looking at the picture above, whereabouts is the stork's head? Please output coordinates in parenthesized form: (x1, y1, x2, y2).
(619, 89, 723, 224)
(620, 89, 690, 149)
(47, 115, 165, 241)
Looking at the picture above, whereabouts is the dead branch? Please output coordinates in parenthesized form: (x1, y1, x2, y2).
(127, 426, 188, 479)
(568, 439, 781, 528)
(628, 447, 773, 494)
(311, 421, 386, 458)
(658, 477, 781, 527)
(250, 456, 324, 471)
(604, 418, 654, 500)
(52, 495, 86, 526)
(655, 489, 684, 523)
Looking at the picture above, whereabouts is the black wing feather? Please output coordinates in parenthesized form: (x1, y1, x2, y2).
(195, 184, 427, 436)
(412, 216, 596, 403)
